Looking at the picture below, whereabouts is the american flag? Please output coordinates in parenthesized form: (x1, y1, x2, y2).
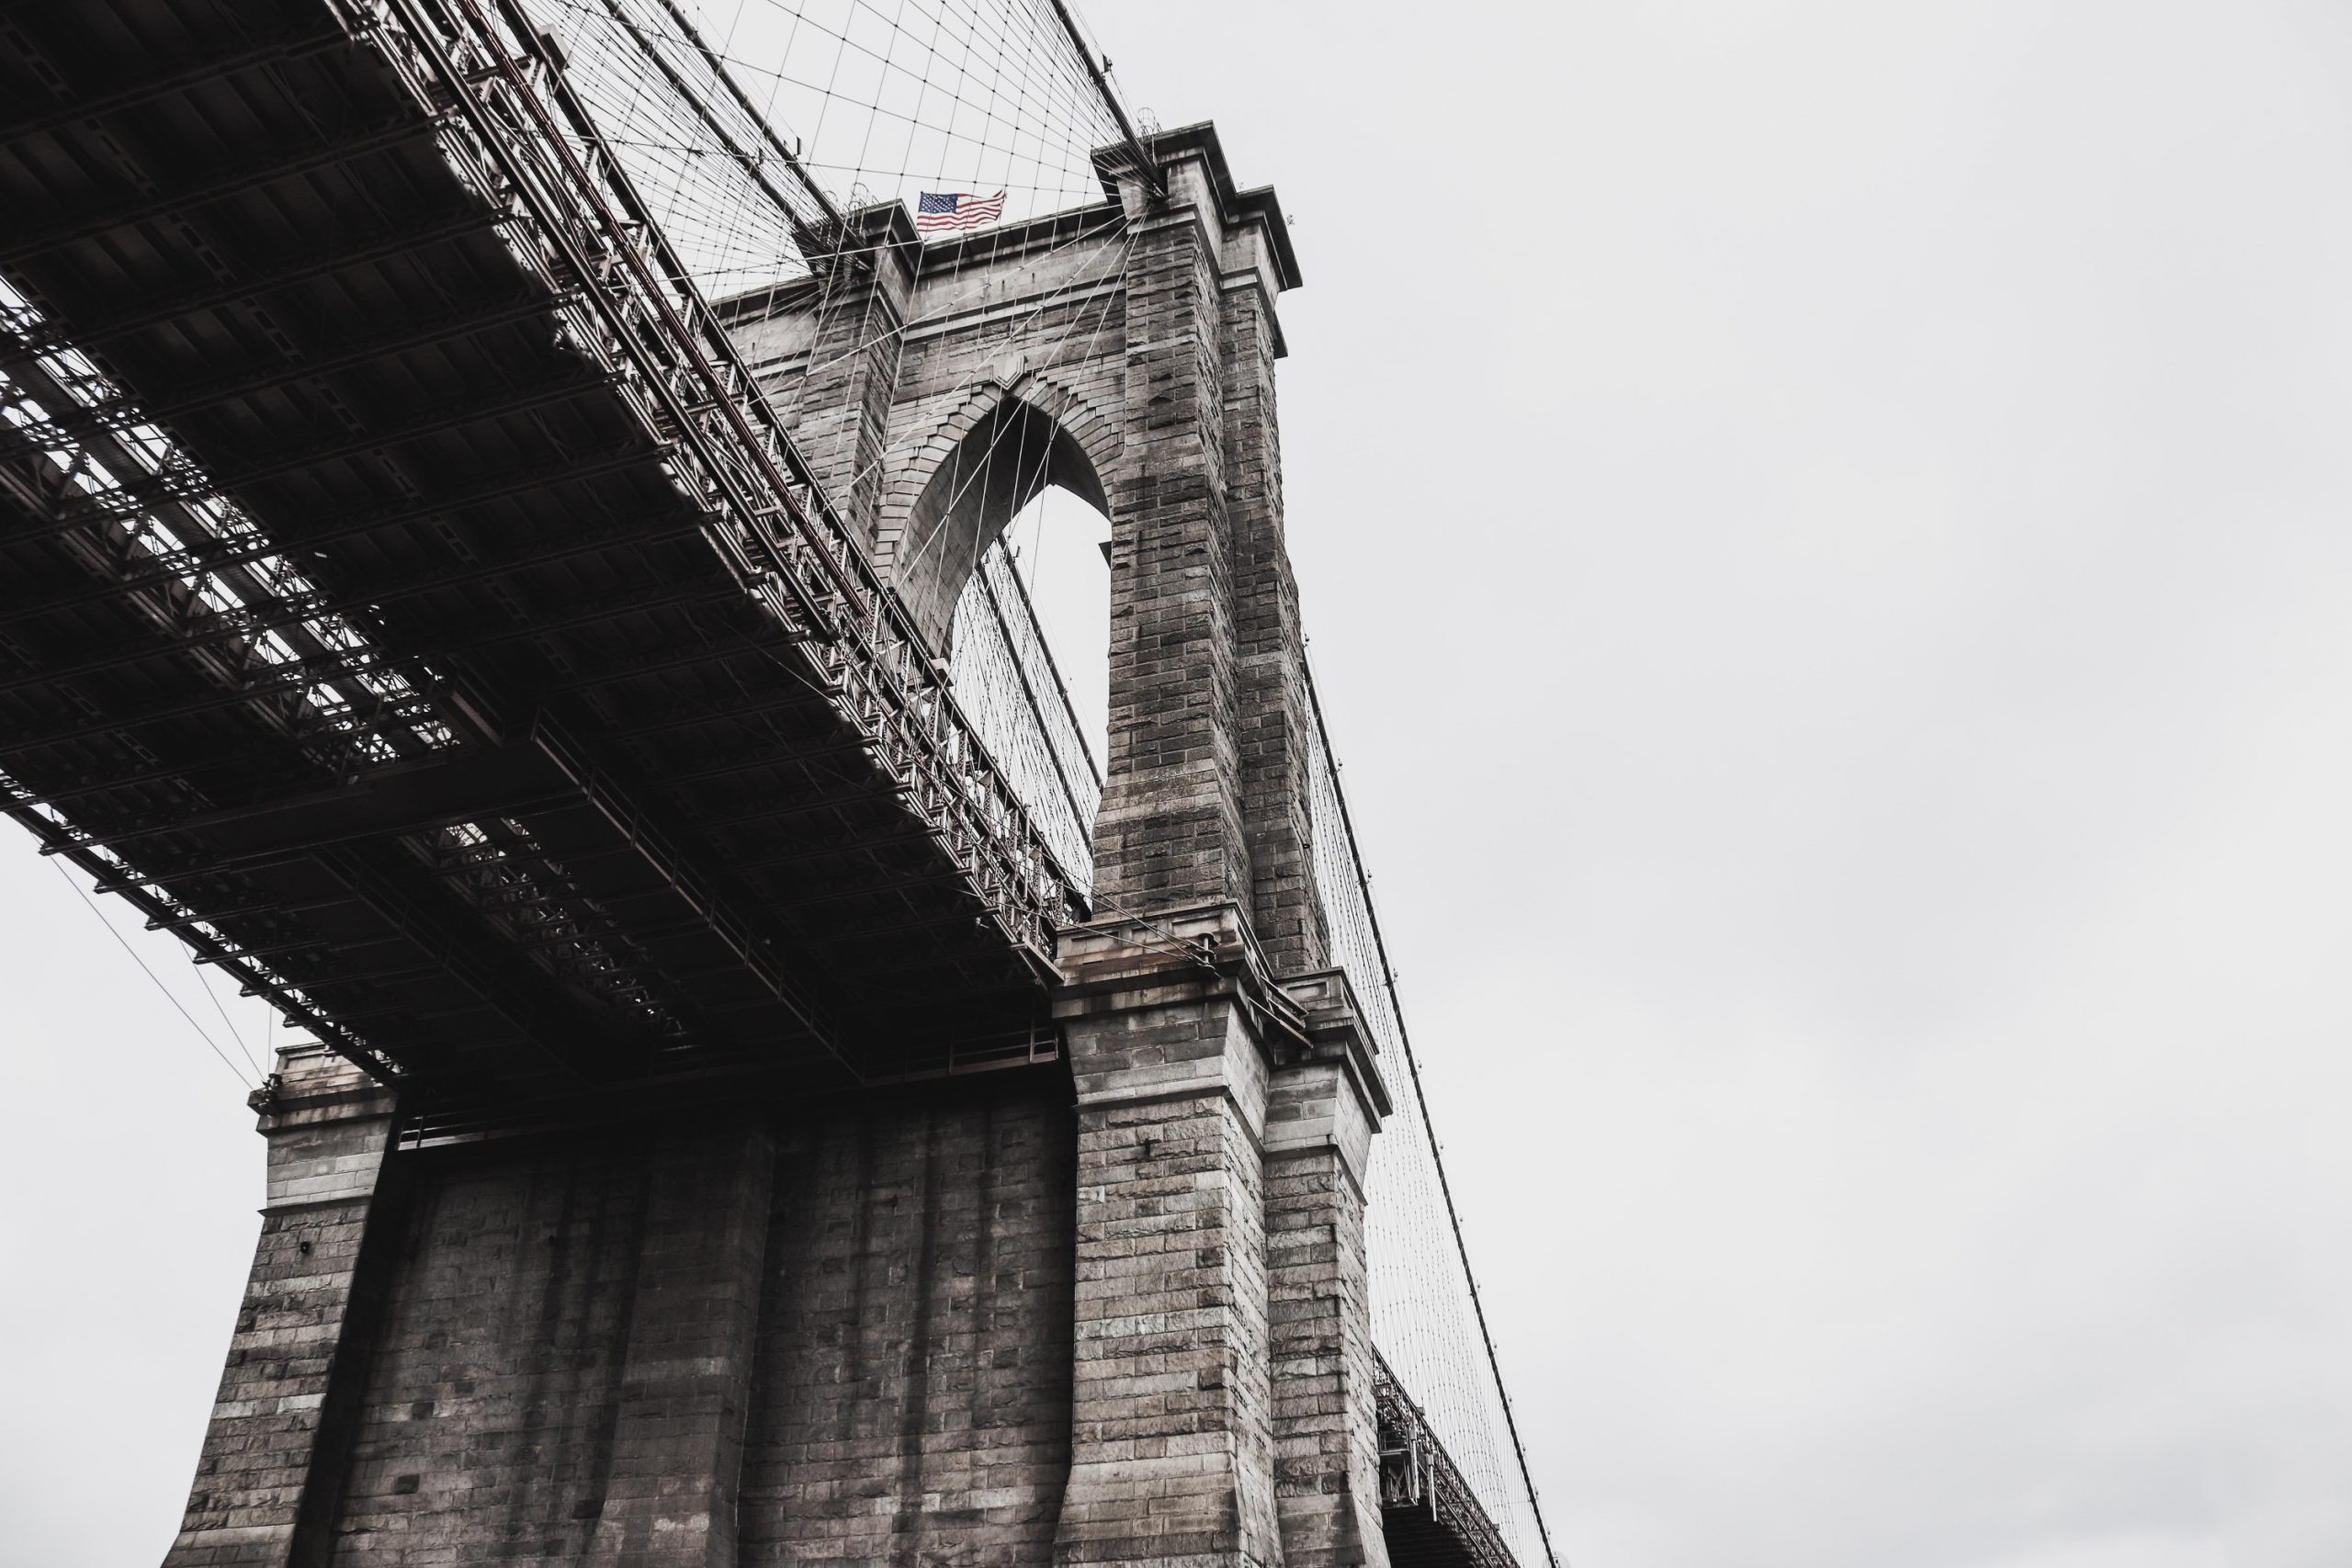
(915, 190, 1006, 233)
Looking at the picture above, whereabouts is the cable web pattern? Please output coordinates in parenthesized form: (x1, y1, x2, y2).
(524, 0, 1136, 299)
(518, 0, 1129, 896)
(1305, 666, 1548, 1568)
(947, 539, 1101, 893)
(526, 0, 831, 299)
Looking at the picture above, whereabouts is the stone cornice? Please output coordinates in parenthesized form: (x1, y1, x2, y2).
(1053, 901, 1387, 1128)
(1091, 121, 1302, 293)
(1274, 966, 1394, 1124)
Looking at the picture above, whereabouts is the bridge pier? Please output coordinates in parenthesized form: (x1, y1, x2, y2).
(168, 1051, 1091, 1567)
(166, 1050, 401, 1568)
(1051, 906, 1284, 1568)
(579, 1115, 773, 1568)
(1264, 971, 1395, 1568)
(1051, 907, 1391, 1568)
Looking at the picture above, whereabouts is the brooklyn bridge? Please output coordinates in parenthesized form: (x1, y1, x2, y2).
(0, 2, 1557, 1564)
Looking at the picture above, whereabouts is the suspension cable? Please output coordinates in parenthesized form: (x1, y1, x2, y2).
(1041, 0, 1159, 192)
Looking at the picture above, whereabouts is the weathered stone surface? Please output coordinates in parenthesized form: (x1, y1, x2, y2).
(165, 1047, 401, 1568)
(1051, 905, 1283, 1568)
(1265, 972, 1393, 1568)
(739, 1082, 1077, 1568)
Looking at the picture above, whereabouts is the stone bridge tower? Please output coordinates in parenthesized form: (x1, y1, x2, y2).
(166, 125, 1395, 1568)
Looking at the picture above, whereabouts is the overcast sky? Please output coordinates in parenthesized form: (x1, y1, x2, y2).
(6, 2, 2352, 1564)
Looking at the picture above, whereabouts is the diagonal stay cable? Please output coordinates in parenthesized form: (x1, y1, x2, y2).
(50, 858, 255, 1089)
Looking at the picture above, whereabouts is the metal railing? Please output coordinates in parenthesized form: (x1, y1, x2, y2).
(1377, 1351, 1525, 1568)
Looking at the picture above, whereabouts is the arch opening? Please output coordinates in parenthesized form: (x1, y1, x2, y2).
(910, 395, 1113, 893)
(989, 485, 1111, 775)
(893, 396, 1108, 658)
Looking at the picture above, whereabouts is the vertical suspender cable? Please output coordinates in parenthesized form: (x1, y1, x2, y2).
(641, 0, 844, 229)
(591, 0, 835, 248)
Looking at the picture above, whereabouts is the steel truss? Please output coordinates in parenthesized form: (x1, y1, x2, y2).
(1377, 1354, 1522, 1568)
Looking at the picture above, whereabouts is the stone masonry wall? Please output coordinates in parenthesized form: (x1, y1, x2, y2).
(1053, 962, 1286, 1568)
(321, 1136, 655, 1563)
(738, 1082, 1076, 1568)
(166, 1048, 401, 1568)
(243, 1079, 1076, 1568)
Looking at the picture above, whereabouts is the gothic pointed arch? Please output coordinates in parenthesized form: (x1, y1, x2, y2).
(878, 374, 1118, 654)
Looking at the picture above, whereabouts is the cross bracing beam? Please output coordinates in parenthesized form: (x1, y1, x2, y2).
(0, 441, 668, 578)
(0, 207, 515, 367)
(684, 916, 1039, 987)
(144, 892, 347, 933)
(16, 365, 617, 491)
(221, 830, 631, 1066)
(732, 826, 941, 874)
(512, 714, 864, 1064)
(0, 504, 709, 649)
(0, 290, 579, 441)
(0, 705, 460, 813)
(49, 742, 571, 862)
(187, 928, 369, 966)
(665, 778, 921, 836)
(0, 652, 437, 761)
(0, 23, 355, 147)
(653, 735, 910, 790)
(0, 354, 437, 746)
(0, 116, 455, 268)
(734, 862, 975, 912)
(602, 679, 836, 741)
(0, 537, 735, 700)
(78, 851, 311, 898)
(7, 509, 752, 1096)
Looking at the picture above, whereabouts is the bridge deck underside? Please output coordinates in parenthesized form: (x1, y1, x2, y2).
(0, 0, 1053, 1110)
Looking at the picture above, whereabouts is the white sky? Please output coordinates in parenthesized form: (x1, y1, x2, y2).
(6, 2, 2352, 1564)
